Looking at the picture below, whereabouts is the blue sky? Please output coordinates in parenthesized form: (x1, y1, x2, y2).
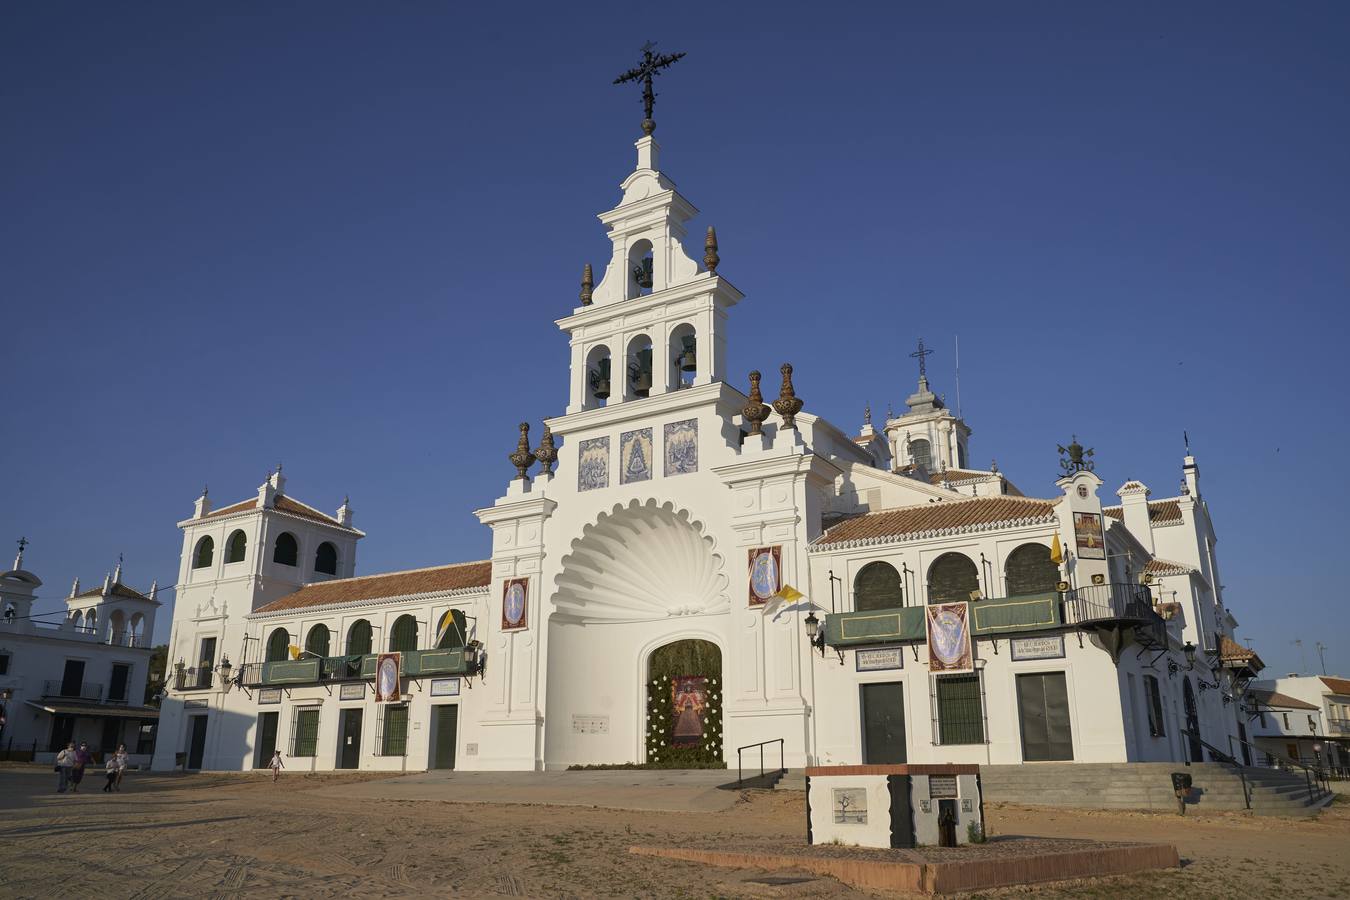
(3, 3, 1347, 676)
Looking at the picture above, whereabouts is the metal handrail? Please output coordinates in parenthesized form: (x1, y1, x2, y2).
(1179, 728, 1251, 810)
(736, 738, 785, 788)
(1226, 732, 1331, 801)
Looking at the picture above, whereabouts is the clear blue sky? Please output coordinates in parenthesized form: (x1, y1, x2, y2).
(3, 3, 1347, 676)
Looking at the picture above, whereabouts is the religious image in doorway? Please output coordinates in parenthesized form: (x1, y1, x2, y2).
(1073, 512, 1106, 560)
(501, 577, 529, 631)
(375, 652, 401, 703)
(926, 602, 973, 674)
(671, 676, 707, 746)
(747, 546, 781, 606)
(645, 674, 722, 766)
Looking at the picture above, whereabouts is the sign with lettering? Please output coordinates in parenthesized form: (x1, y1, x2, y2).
(1010, 635, 1065, 661)
(855, 647, 904, 672)
(257, 689, 281, 705)
(339, 683, 365, 701)
(928, 775, 958, 799)
(571, 714, 609, 734)
(430, 678, 460, 698)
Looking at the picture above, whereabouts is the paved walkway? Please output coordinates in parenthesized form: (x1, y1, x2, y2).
(314, 768, 745, 812)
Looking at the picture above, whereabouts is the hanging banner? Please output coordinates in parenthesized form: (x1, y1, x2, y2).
(926, 602, 973, 674)
(747, 546, 782, 606)
(502, 577, 529, 631)
(1073, 511, 1106, 560)
(375, 652, 401, 702)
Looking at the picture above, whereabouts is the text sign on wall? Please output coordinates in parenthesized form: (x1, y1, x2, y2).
(430, 678, 461, 698)
(257, 689, 281, 705)
(339, 683, 365, 701)
(1010, 635, 1066, 661)
(855, 647, 904, 672)
(571, 714, 609, 734)
(928, 775, 958, 799)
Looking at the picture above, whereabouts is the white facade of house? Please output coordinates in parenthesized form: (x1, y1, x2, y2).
(1249, 675, 1350, 774)
(0, 551, 160, 764)
(152, 121, 1257, 776)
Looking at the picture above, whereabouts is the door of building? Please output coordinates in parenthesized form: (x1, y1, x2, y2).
(338, 709, 363, 769)
(100, 718, 121, 753)
(431, 705, 458, 769)
(109, 664, 130, 703)
(186, 715, 208, 770)
(1183, 678, 1202, 762)
(1016, 672, 1074, 761)
(860, 682, 907, 764)
(60, 660, 85, 697)
(254, 712, 279, 769)
(49, 714, 76, 752)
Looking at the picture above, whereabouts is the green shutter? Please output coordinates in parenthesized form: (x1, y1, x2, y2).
(293, 709, 319, 757)
(936, 674, 985, 745)
(382, 706, 409, 756)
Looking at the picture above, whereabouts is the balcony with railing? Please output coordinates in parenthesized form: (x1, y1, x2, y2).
(1062, 583, 1167, 646)
(173, 667, 214, 691)
(1329, 717, 1350, 736)
(237, 647, 478, 688)
(42, 680, 104, 701)
(824, 591, 1063, 648)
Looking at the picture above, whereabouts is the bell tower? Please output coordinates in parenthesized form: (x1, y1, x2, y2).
(559, 46, 741, 415)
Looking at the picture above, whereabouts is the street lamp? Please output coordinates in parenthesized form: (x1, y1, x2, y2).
(804, 610, 825, 657)
(216, 657, 233, 692)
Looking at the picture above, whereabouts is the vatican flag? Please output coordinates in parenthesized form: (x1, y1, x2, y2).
(1050, 534, 1064, 565)
(288, 644, 303, 660)
(762, 584, 805, 617)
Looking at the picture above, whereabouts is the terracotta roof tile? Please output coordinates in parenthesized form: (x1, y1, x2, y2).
(1219, 635, 1264, 671)
(1321, 676, 1350, 697)
(1144, 558, 1194, 577)
(927, 469, 996, 485)
(1102, 498, 1183, 525)
(812, 496, 1058, 548)
(198, 494, 352, 529)
(73, 582, 157, 603)
(1249, 689, 1319, 712)
(253, 560, 492, 613)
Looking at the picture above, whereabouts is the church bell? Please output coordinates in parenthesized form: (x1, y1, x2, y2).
(630, 348, 653, 397)
(589, 358, 611, 400)
(678, 335, 697, 372)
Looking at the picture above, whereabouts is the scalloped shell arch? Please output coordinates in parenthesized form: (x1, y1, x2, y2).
(554, 499, 728, 623)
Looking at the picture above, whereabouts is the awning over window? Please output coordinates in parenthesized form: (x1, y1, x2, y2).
(24, 700, 160, 720)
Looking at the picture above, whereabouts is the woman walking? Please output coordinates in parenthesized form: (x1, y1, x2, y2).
(55, 741, 76, 793)
(102, 755, 118, 792)
(113, 743, 129, 791)
(69, 741, 92, 793)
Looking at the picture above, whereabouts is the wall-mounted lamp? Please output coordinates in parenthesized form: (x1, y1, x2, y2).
(216, 657, 233, 693)
(804, 611, 825, 657)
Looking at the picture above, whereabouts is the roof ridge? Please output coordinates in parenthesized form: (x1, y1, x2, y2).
(274, 493, 339, 523)
(303, 559, 492, 587)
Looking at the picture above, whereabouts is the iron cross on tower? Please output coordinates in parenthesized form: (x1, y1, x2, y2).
(910, 338, 934, 378)
(613, 41, 686, 136)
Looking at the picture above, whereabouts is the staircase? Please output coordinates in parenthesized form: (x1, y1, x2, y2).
(979, 762, 1334, 817)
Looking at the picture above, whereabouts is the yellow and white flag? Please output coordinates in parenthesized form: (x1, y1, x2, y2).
(762, 584, 805, 617)
(1050, 533, 1064, 565)
(288, 644, 303, 660)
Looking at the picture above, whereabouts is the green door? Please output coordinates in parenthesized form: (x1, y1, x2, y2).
(254, 712, 279, 769)
(1016, 672, 1074, 761)
(432, 705, 457, 770)
(860, 682, 907, 764)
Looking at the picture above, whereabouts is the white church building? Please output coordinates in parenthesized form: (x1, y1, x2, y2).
(152, 85, 1262, 776)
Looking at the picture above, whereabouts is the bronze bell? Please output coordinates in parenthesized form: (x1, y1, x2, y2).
(589, 358, 611, 400)
(633, 256, 654, 289)
(630, 348, 653, 397)
(678, 335, 697, 372)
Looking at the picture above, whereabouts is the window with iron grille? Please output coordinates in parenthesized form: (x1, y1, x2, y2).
(1144, 675, 1165, 737)
(932, 673, 986, 745)
(290, 708, 319, 757)
(378, 705, 409, 756)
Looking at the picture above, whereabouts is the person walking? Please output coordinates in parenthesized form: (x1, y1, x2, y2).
(69, 741, 92, 793)
(55, 742, 76, 793)
(113, 743, 129, 791)
(269, 750, 284, 783)
(102, 755, 118, 793)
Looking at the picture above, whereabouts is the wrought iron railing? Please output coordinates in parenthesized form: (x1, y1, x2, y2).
(1063, 583, 1166, 643)
(1233, 733, 1333, 801)
(42, 680, 104, 700)
(1179, 727, 1250, 810)
(1327, 717, 1350, 736)
(173, 667, 213, 691)
(735, 738, 785, 788)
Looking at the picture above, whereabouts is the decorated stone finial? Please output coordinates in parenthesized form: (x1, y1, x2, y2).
(148, 579, 159, 601)
(534, 424, 558, 476)
(69, 576, 80, 599)
(990, 458, 999, 474)
(704, 226, 719, 273)
(773, 363, 804, 429)
(113, 553, 123, 585)
(863, 403, 872, 426)
(13, 536, 27, 571)
(580, 263, 594, 306)
(509, 422, 535, 480)
(742, 371, 771, 435)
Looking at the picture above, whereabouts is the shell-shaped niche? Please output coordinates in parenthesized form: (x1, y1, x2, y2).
(554, 499, 728, 623)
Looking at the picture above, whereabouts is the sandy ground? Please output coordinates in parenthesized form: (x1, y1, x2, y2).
(0, 766, 1346, 898)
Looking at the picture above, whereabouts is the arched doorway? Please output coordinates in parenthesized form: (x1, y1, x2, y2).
(645, 639, 722, 766)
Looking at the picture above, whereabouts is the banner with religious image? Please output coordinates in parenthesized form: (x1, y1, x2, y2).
(925, 602, 973, 674)
(747, 546, 781, 606)
(670, 676, 708, 747)
(375, 652, 401, 702)
(501, 577, 529, 631)
(1073, 512, 1106, 560)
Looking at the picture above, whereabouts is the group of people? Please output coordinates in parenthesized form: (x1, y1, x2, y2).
(54, 741, 130, 794)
